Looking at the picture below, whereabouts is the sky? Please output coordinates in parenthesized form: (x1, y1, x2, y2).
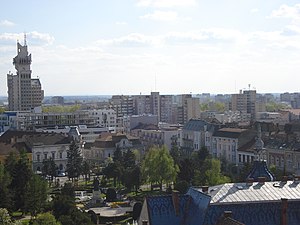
(1, 0, 300, 96)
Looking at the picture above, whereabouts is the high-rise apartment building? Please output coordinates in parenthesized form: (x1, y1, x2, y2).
(231, 90, 263, 121)
(7, 39, 44, 111)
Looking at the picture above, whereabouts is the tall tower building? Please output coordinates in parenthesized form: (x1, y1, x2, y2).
(7, 37, 44, 111)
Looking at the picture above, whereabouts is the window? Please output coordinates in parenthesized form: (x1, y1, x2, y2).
(44, 153, 47, 160)
(37, 154, 40, 162)
(52, 152, 55, 159)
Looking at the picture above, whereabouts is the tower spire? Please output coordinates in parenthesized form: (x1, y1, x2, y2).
(24, 32, 27, 46)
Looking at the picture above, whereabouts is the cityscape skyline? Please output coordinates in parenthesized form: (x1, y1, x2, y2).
(1, 0, 300, 96)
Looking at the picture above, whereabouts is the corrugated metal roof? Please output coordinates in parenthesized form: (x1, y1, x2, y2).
(197, 181, 300, 204)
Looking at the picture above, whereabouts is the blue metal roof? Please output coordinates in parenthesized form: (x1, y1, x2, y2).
(146, 189, 211, 225)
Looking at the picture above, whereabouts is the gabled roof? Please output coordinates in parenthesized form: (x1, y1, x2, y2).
(183, 119, 222, 132)
(0, 130, 38, 143)
(141, 190, 211, 225)
(131, 123, 159, 130)
(213, 128, 247, 139)
(93, 132, 141, 148)
(25, 133, 71, 146)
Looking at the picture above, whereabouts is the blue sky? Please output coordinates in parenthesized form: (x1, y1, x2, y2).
(1, 0, 300, 96)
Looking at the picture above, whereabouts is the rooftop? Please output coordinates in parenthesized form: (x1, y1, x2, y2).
(197, 180, 300, 204)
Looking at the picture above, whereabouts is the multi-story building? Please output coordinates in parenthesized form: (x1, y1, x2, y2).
(131, 127, 181, 151)
(211, 128, 257, 165)
(133, 95, 151, 115)
(85, 109, 117, 128)
(0, 128, 82, 174)
(160, 94, 174, 123)
(231, 89, 265, 121)
(110, 95, 134, 128)
(181, 119, 222, 155)
(7, 39, 44, 111)
(35, 125, 112, 144)
(84, 133, 143, 163)
(280, 92, 292, 103)
(186, 97, 200, 121)
(123, 114, 158, 132)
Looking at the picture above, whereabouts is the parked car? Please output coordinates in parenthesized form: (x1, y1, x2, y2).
(57, 172, 66, 177)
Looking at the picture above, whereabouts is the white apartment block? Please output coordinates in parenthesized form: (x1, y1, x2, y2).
(85, 109, 117, 128)
(132, 128, 181, 151)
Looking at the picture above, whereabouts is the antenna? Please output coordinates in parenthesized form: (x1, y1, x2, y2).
(155, 74, 157, 91)
(24, 32, 27, 46)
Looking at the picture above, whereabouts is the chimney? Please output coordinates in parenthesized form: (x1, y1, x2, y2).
(293, 175, 300, 183)
(282, 176, 288, 183)
(258, 177, 266, 185)
(10, 137, 16, 144)
(172, 190, 180, 216)
(246, 178, 254, 186)
(223, 211, 232, 218)
(202, 186, 209, 193)
(142, 220, 148, 225)
(281, 198, 288, 225)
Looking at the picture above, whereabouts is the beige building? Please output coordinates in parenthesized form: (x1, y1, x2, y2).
(212, 128, 257, 165)
(7, 39, 44, 111)
(231, 90, 261, 121)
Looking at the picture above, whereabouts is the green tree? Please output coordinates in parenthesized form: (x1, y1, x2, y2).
(9, 151, 32, 212)
(0, 208, 21, 225)
(204, 158, 231, 186)
(42, 158, 57, 182)
(24, 174, 48, 217)
(142, 146, 179, 190)
(123, 165, 141, 192)
(4, 152, 18, 177)
(66, 141, 83, 182)
(31, 212, 61, 225)
(177, 158, 194, 183)
(52, 195, 74, 220)
(53, 183, 93, 225)
(266, 101, 290, 112)
(191, 146, 209, 170)
(42, 105, 81, 113)
(123, 149, 136, 168)
(0, 162, 12, 210)
(170, 142, 181, 165)
(81, 160, 91, 185)
(113, 147, 123, 162)
(58, 208, 93, 225)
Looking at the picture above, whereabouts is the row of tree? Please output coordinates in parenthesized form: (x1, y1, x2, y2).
(0, 151, 48, 216)
(100, 143, 232, 194)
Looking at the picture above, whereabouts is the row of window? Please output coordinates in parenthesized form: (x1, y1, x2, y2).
(36, 151, 64, 162)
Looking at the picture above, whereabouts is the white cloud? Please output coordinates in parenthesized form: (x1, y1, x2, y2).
(140, 10, 179, 21)
(270, 4, 300, 20)
(95, 29, 246, 48)
(115, 21, 127, 25)
(0, 20, 15, 27)
(0, 32, 54, 46)
(136, 0, 196, 8)
(96, 33, 162, 47)
(29, 31, 55, 45)
(250, 8, 259, 14)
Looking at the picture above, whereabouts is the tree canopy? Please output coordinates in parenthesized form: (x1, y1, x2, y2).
(142, 145, 178, 190)
(66, 141, 83, 181)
